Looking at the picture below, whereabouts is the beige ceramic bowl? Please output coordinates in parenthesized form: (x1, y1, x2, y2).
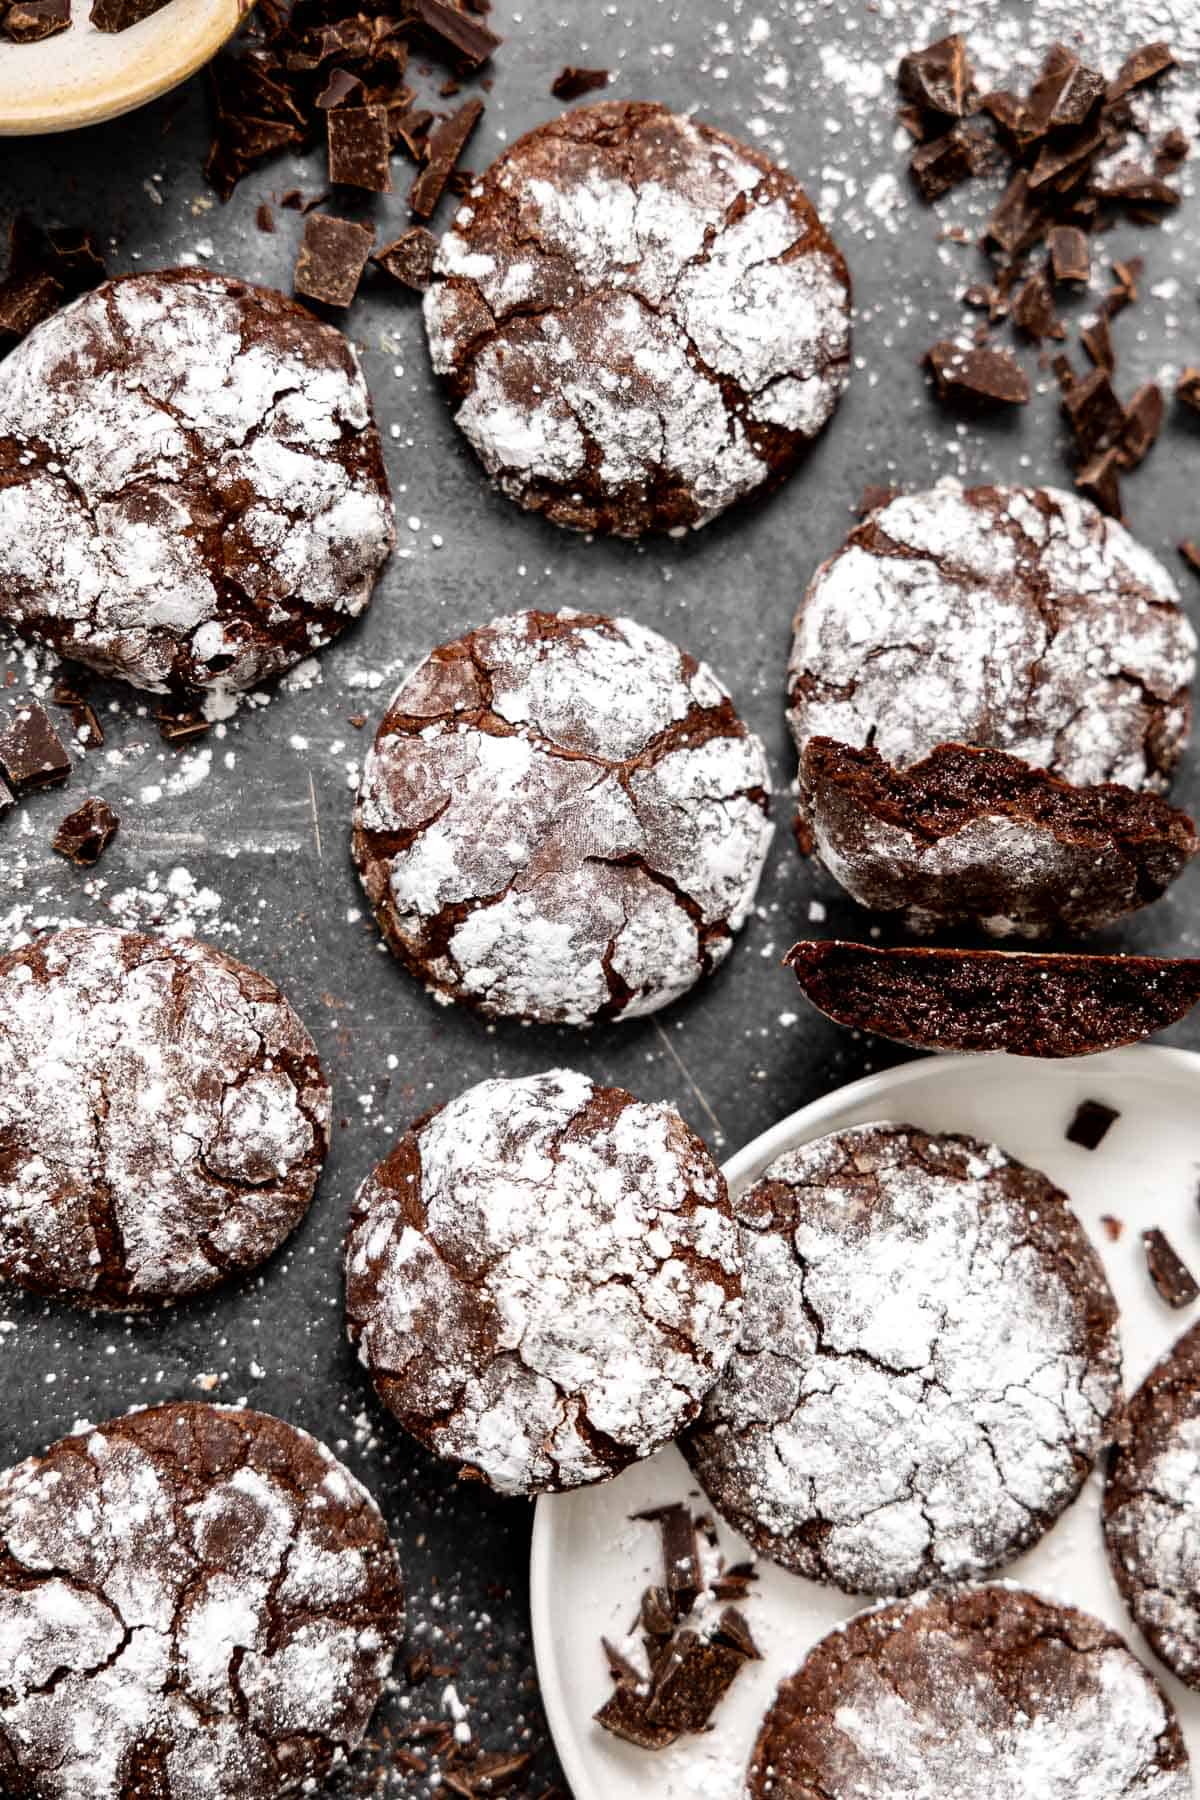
(0, 0, 252, 135)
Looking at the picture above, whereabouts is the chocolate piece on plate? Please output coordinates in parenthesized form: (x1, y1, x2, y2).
(1065, 1099, 1120, 1150)
(784, 940, 1200, 1058)
(3, 0, 69, 40)
(1143, 1229, 1200, 1309)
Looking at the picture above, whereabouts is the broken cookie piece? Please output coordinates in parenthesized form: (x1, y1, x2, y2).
(683, 1123, 1120, 1594)
(797, 737, 1197, 938)
(422, 100, 851, 537)
(352, 609, 772, 1026)
(344, 1070, 742, 1495)
(52, 795, 120, 867)
(784, 940, 1200, 1058)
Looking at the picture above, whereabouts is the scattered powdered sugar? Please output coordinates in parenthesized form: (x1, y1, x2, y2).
(353, 609, 773, 1026)
(0, 926, 330, 1306)
(0, 1404, 403, 1800)
(424, 103, 850, 534)
(0, 270, 394, 698)
(684, 1123, 1121, 1596)
(788, 481, 1197, 791)
(344, 1069, 742, 1495)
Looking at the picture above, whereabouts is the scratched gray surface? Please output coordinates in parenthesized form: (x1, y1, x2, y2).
(1, 0, 1199, 1792)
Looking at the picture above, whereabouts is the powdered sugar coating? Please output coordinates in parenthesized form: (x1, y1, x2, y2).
(1105, 1319, 1200, 1690)
(344, 1069, 742, 1496)
(746, 1586, 1190, 1800)
(683, 1123, 1121, 1596)
(423, 101, 851, 537)
(352, 609, 773, 1026)
(0, 926, 331, 1308)
(0, 269, 394, 699)
(0, 1403, 404, 1799)
(788, 482, 1196, 794)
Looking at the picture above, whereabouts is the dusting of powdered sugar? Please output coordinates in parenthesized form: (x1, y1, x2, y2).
(0, 270, 394, 698)
(423, 102, 851, 536)
(787, 482, 1198, 792)
(683, 1123, 1121, 1597)
(0, 926, 331, 1306)
(344, 1069, 742, 1496)
(352, 609, 773, 1027)
(0, 1403, 404, 1800)
(749, 1588, 1191, 1800)
(1109, 1414, 1200, 1686)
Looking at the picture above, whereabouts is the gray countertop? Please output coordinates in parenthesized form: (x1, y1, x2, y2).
(2, 0, 1199, 1791)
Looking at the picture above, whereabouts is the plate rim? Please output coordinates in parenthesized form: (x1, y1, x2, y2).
(529, 1042, 1200, 1800)
(0, 0, 251, 136)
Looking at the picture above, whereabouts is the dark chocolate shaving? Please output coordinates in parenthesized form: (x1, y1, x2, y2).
(1143, 1228, 1200, 1309)
(410, 96, 484, 218)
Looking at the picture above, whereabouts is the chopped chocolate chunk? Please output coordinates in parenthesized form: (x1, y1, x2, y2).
(1049, 224, 1090, 284)
(857, 484, 900, 518)
(1143, 1228, 1200, 1309)
(3, 0, 69, 40)
(1176, 368, 1200, 413)
(256, 202, 276, 234)
(1066, 1100, 1120, 1150)
(90, 0, 167, 28)
(594, 1688, 676, 1752)
(391, 105, 435, 158)
(280, 189, 305, 210)
(1062, 367, 1124, 455)
(551, 66, 610, 102)
(1093, 163, 1180, 207)
(640, 1585, 675, 1642)
(0, 777, 13, 819)
(643, 1630, 750, 1735)
(1080, 314, 1114, 373)
(1011, 269, 1061, 341)
(980, 89, 1025, 145)
(401, 0, 500, 70)
(985, 169, 1041, 255)
(1051, 351, 1077, 392)
(1101, 1215, 1124, 1242)
(52, 796, 120, 868)
(1107, 42, 1175, 106)
(373, 225, 437, 290)
(1180, 541, 1200, 579)
(909, 125, 988, 202)
(636, 1504, 701, 1619)
(410, 97, 484, 219)
(315, 67, 365, 109)
(155, 706, 211, 745)
(295, 212, 375, 308)
(926, 339, 1029, 406)
(1025, 43, 1105, 137)
(896, 103, 926, 142)
(0, 701, 70, 792)
(603, 1637, 644, 1689)
(1027, 130, 1106, 196)
(52, 682, 104, 747)
(897, 33, 974, 119)
(450, 1751, 532, 1795)
(1156, 127, 1190, 173)
(1076, 447, 1122, 518)
(0, 271, 63, 344)
(327, 105, 393, 191)
(784, 941, 1200, 1059)
(1118, 384, 1164, 470)
(1106, 258, 1143, 315)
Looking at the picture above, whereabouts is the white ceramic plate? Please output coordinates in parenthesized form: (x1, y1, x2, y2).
(0, 0, 249, 135)
(531, 1046, 1200, 1800)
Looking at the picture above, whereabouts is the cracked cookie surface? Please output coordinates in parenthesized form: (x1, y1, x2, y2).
(745, 1586, 1190, 1799)
(422, 100, 851, 537)
(1105, 1318, 1200, 1690)
(351, 608, 773, 1026)
(343, 1069, 742, 1495)
(0, 926, 331, 1309)
(788, 483, 1196, 799)
(0, 269, 394, 700)
(0, 1401, 404, 1800)
(681, 1123, 1121, 1596)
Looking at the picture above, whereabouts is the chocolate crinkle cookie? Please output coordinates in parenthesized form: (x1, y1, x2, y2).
(1105, 1318, 1200, 1689)
(0, 926, 331, 1309)
(344, 1069, 743, 1495)
(745, 1586, 1191, 1800)
(352, 608, 772, 1026)
(681, 1123, 1121, 1596)
(422, 100, 851, 537)
(0, 1402, 404, 1799)
(0, 269, 394, 703)
(788, 482, 1197, 936)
